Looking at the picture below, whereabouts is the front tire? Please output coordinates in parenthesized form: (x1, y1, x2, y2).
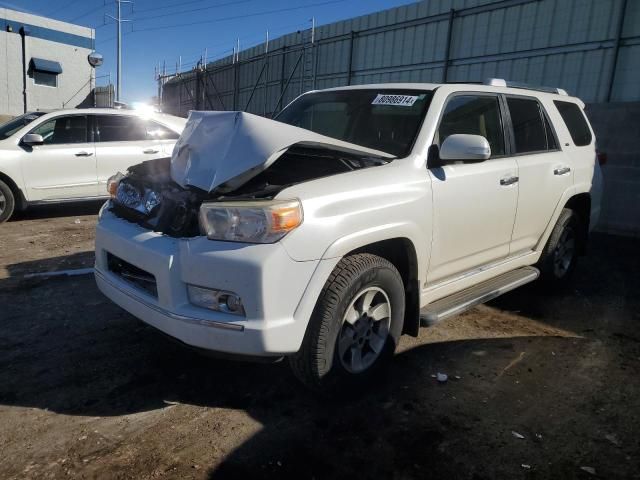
(536, 208, 580, 288)
(0, 180, 15, 223)
(289, 253, 405, 393)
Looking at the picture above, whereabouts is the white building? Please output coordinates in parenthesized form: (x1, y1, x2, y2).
(0, 8, 95, 121)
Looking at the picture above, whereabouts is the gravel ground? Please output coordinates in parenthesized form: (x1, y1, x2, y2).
(0, 203, 638, 479)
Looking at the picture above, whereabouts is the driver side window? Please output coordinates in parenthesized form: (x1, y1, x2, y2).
(30, 116, 88, 145)
(437, 95, 505, 157)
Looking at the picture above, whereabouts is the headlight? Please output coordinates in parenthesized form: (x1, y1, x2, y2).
(199, 199, 303, 243)
(107, 172, 124, 197)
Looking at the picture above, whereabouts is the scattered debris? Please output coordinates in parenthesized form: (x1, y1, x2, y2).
(605, 434, 620, 446)
(512, 431, 525, 439)
(535, 433, 543, 440)
(580, 466, 596, 475)
(499, 352, 526, 377)
(430, 374, 437, 378)
(437, 373, 448, 383)
(74, 219, 81, 224)
(521, 464, 531, 469)
(454, 375, 462, 380)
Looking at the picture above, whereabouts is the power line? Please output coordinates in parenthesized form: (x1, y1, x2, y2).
(134, 0, 247, 15)
(69, 0, 107, 23)
(46, 0, 86, 16)
(133, 0, 251, 23)
(130, 0, 347, 34)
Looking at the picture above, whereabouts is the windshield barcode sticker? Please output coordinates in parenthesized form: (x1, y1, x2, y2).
(372, 94, 419, 107)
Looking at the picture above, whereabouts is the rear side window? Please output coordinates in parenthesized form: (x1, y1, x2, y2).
(95, 115, 148, 142)
(438, 95, 505, 156)
(554, 101, 592, 146)
(506, 97, 552, 154)
(146, 121, 179, 140)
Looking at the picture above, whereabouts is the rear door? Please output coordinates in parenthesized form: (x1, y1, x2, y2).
(93, 114, 166, 193)
(21, 114, 98, 201)
(504, 96, 573, 255)
(146, 120, 180, 156)
(427, 93, 519, 283)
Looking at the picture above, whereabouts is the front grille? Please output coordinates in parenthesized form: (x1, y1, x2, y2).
(107, 252, 158, 298)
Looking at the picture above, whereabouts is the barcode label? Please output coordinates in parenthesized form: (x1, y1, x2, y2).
(371, 94, 419, 107)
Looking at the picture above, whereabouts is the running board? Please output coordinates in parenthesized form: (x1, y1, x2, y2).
(420, 267, 539, 326)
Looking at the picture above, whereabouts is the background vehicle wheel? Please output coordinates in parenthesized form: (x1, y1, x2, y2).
(536, 208, 580, 288)
(289, 253, 405, 393)
(0, 180, 15, 223)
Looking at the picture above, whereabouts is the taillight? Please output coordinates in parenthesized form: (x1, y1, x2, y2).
(596, 150, 607, 166)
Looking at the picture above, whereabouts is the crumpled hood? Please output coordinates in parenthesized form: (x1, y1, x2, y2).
(170, 111, 394, 193)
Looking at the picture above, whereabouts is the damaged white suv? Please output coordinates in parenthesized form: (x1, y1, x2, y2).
(95, 80, 602, 391)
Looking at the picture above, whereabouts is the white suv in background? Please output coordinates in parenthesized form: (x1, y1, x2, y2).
(95, 80, 602, 392)
(0, 108, 186, 222)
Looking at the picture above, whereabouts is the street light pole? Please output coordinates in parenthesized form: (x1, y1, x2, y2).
(106, 0, 132, 102)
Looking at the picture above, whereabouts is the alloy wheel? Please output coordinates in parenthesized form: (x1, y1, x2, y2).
(553, 226, 575, 278)
(338, 287, 391, 374)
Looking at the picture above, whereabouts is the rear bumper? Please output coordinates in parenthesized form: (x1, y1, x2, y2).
(94, 208, 334, 357)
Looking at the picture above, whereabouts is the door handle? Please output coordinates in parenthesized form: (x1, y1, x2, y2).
(554, 166, 571, 176)
(500, 176, 519, 186)
(75, 151, 93, 157)
(143, 148, 160, 154)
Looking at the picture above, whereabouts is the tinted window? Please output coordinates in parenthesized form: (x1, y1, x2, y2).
(276, 89, 432, 157)
(438, 95, 505, 156)
(507, 97, 549, 153)
(96, 115, 148, 142)
(30, 116, 87, 144)
(0, 112, 45, 140)
(554, 101, 592, 146)
(33, 71, 57, 87)
(146, 121, 179, 140)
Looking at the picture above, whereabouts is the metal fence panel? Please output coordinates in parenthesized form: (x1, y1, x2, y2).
(160, 0, 640, 117)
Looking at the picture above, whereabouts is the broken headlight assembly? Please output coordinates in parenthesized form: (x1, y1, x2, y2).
(199, 199, 303, 243)
(111, 176, 163, 216)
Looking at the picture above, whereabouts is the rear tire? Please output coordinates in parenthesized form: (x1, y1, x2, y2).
(536, 208, 579, 288)
(289, 253, 405, 393)
(0, 180, 15, 223)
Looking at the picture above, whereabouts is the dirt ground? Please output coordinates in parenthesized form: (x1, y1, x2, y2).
(0, 203, 639, 480)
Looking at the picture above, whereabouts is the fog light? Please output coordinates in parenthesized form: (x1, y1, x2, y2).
(187, 285, 245, 316)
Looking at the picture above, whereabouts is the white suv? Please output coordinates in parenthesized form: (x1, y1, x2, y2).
(94, 80, 602, 391)
(0, 108, 186, 222)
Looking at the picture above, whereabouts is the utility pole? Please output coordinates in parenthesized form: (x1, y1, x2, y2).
(106, 0, 132, 102)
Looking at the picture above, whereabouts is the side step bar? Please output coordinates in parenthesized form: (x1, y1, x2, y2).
(420, 266, 539, 326)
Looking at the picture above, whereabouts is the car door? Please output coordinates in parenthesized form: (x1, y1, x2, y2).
(504, 96, 573, 255)
(21, 114, 98, 201)
(146, 120, 180, 156)
(93, 114, 166, 193)
(427, 93, 518, 283)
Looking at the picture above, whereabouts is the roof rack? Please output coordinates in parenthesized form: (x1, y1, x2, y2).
(484, 78, 568, 96)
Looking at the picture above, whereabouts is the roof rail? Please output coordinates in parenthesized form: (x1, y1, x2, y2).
(484, 78, 568, 96)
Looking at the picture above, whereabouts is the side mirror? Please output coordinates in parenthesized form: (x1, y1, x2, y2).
(22, 133, 44, 146)
(439, 134, 491, 163)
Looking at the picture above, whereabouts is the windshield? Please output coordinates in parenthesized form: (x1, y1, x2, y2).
(275, 89, 432, 157)
(0, 112, 46, 140)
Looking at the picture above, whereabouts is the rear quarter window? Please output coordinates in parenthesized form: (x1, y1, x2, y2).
(554, 101, 592, 146)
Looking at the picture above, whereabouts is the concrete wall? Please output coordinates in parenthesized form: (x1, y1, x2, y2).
(586, 102, 640, 237)
(0, 8, 94, 117)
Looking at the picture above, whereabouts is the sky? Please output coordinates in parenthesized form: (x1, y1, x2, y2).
(3, 0, 418, 103)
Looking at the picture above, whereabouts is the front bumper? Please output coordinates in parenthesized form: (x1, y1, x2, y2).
(95, 208, 329, 356)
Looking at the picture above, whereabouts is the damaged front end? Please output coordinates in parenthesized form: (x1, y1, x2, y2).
(108, 111, 393, 238)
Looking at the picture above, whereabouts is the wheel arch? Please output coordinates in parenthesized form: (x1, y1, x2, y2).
(347, 237, 421, 337)
(565, 192, 591, 255)
(0, 171, 27, 211)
